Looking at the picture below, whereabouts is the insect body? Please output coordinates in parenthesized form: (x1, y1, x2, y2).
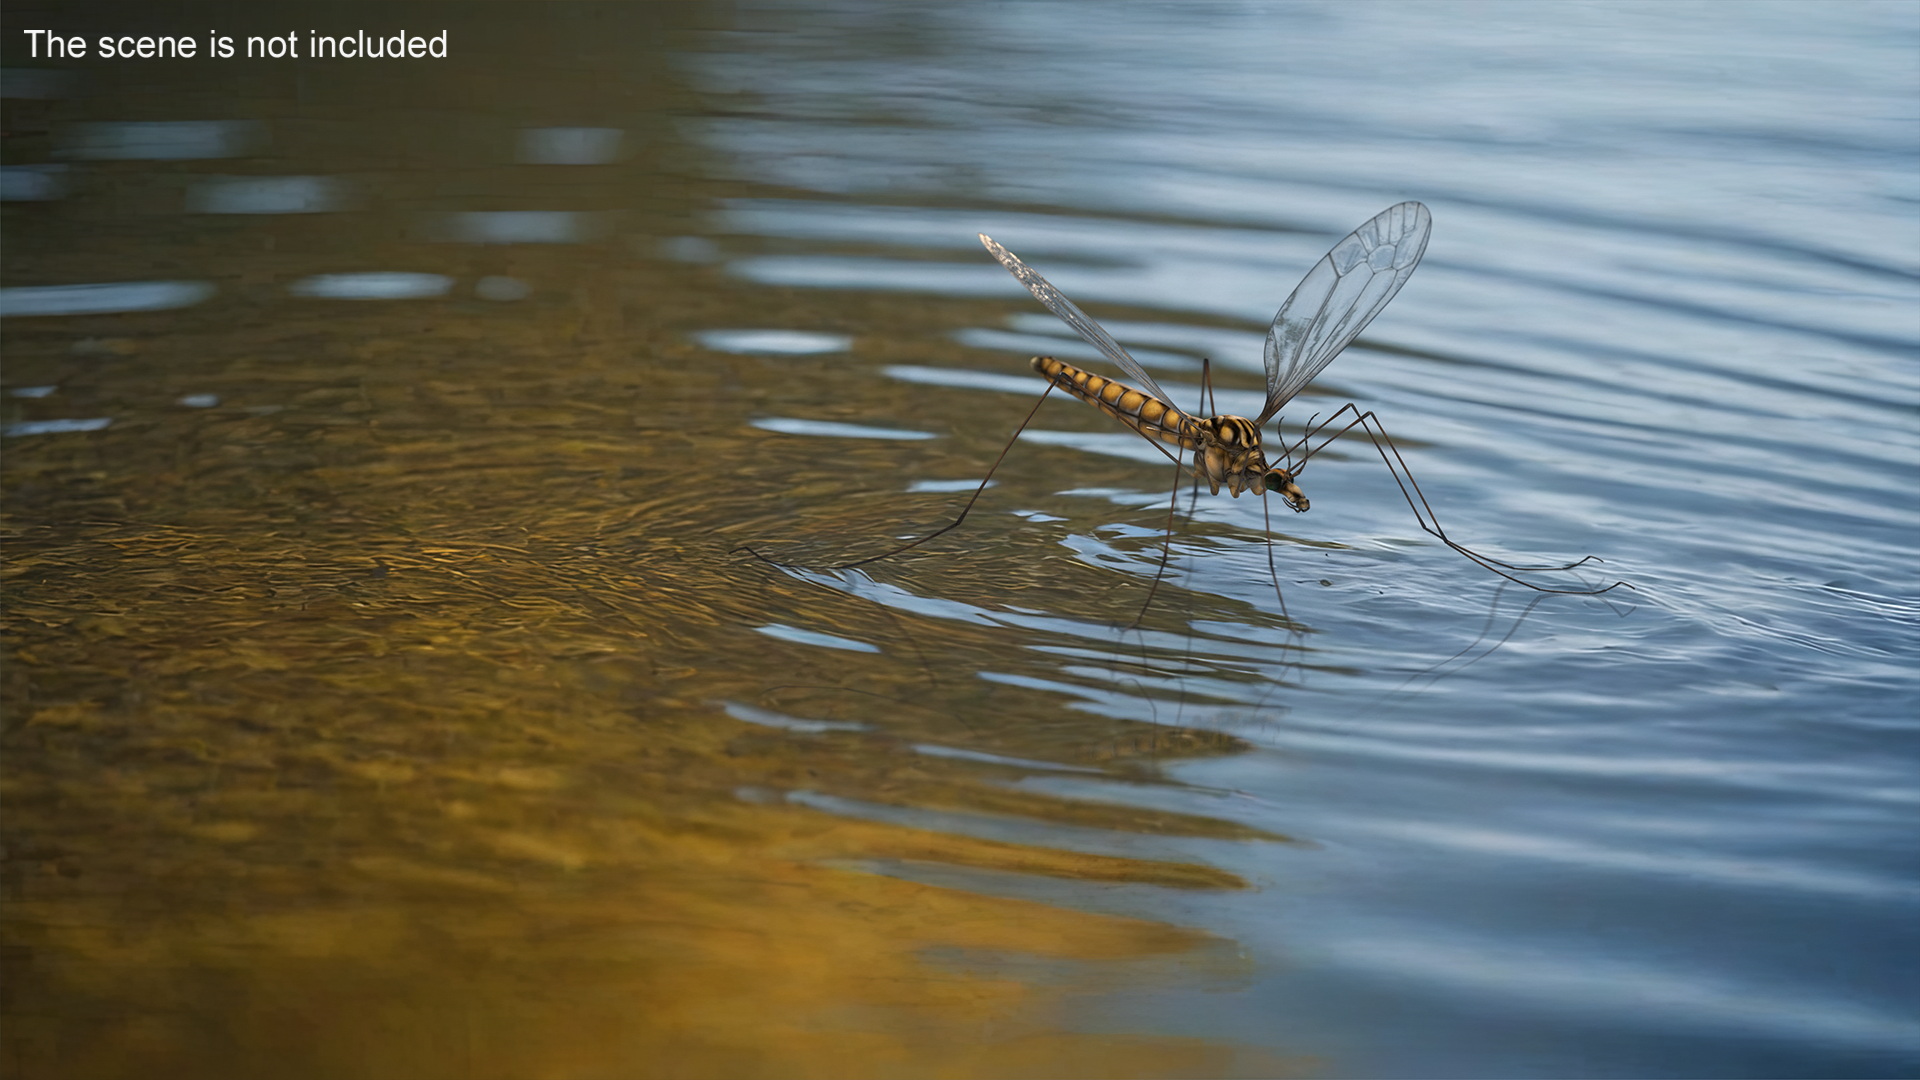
(979, 200, 1429, 514)
(1028, 355, 1308, 509)
(739, 201, 1621, 599)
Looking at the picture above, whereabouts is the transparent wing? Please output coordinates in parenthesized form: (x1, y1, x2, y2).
(1257, 201, 1431, 425)
(979, 233, 1175, 406)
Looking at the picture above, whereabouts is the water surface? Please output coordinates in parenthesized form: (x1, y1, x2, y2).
(3, 3, 1917, 1078)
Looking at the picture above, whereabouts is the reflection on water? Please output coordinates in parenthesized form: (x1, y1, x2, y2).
(0, 164, 67, 202)
(60, 119, 265, 161)
(693, 328, 854, 355)
(434, 210, 605, 245)
(3, 416, 113, 437)
(286, 271, 453, 300)
(0, 281, 215, 317)
(188, 175, 345, 215)
(517, 126, 629, 166)
(4, 2, 1918, 1078)
(751, 415, 935, 440)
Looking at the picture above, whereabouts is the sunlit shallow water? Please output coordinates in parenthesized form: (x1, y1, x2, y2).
(3, 3, 1917, 1078)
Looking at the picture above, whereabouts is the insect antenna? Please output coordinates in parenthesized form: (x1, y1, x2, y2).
(1280, 411, 1321, 473)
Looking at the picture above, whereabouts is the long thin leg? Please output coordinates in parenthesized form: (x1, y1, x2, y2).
(1259, 492, 1292, 625)
(1287, 404, 1589, 573)
(1131, 359, 1216, 627)
(1284, 403, 1631, 596)
(1131, 451, 1190, 628)
(733, 384, 1055, 571)
(1127, 367, 1219, 728)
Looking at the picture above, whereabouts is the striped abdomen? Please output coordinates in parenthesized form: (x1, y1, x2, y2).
(1030, 356, 1196, 450)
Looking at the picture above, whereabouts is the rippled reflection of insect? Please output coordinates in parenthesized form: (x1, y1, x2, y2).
(740, 202, 1624, 605)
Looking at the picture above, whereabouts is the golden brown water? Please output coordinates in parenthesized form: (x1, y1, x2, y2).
(2, 9, 1299, 1075)
(24, 6, 1917, 1076)
(2, 275, 1292, 1080)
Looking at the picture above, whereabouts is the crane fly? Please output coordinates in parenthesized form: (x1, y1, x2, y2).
(738, 201, 1625, 608)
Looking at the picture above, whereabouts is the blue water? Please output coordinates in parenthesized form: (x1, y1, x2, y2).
(678, 3, 1920, 1075)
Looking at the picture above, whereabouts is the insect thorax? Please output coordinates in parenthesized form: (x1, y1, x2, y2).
(1196, 415, 1275, 497)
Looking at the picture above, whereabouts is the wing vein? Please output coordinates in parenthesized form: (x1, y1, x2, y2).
(979, 234, 1176, 406)
(1258, 201, 1432, 425)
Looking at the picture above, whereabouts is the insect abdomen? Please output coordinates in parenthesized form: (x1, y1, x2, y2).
(1030, 356, 1193, 448)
